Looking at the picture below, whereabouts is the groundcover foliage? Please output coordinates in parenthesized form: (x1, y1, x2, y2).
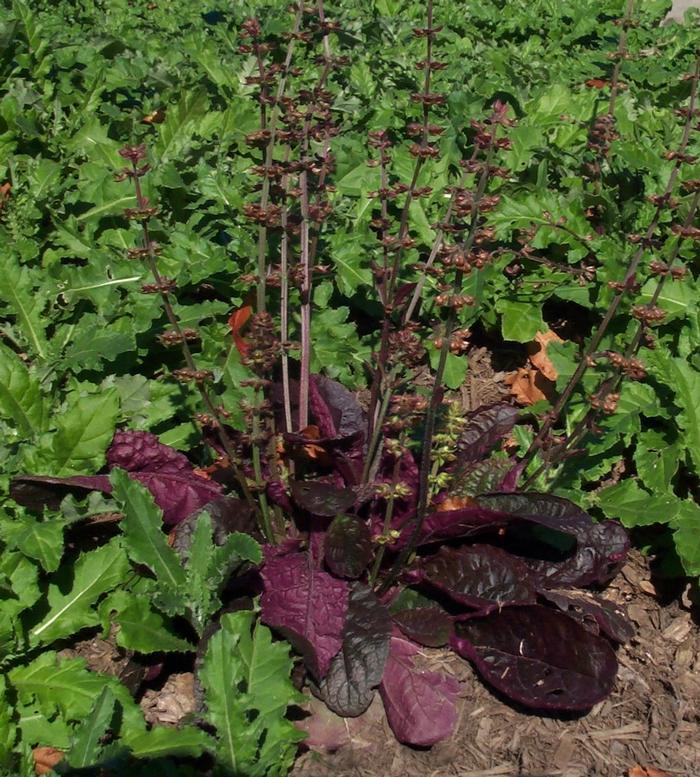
(1, 0, 700, 773)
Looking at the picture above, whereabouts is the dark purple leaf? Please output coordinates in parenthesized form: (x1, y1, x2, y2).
(290, 480, 356, 517)
(260, 550, 349, 679)
(451, 605, 617, 711)
(392, 609, 453, 648)
(10, 474, 111, 512)
(389, 588, 454, 647)
(170, 496, 260, 558)
(405, 503, 508, 548)
(324, 515, 374, 579)
(419, 545, 537, 609)
(309, 375, 365, 439)
(539, 589, 634, 644)
(379, 634, 461, 746)
(457, 404, 519, 463)
(476, 493, 629, 587)
(318, 584, 392, 716)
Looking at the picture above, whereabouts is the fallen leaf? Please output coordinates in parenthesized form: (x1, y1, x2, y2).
(228, 303, 253, 358)
(505, 367, 552, 405)
(526, 329, 563, 381)
(33, 747, 63, 775)
(629, 767, 672, 777)
(141, 107, 166, 124)
(585, 78, 610, 88)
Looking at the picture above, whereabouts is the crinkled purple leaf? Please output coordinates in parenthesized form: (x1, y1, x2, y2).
(476, 493, 629, 587)
(128, 470, 222, 526)
(309, 375, 366, 439)
(290, 480, 356, 517)
(379, 634, 461, 746)
(449, 458, 515, 499)
(539, 589, 634, 644)
(260, 549, 349, 679)
(419, 545, 537, 609)
(107, 430, 192, 473)
(318, 584, 392, 716)
(457, 404, 519, 463)
(451, 605, 617, 711)
(324, 515, 374, 579)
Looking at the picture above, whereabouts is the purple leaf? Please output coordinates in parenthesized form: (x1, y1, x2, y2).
(309, 375, 366, 439)
(11, 430, 224, 526)
(457, 404, 519, 463)
(379, 634, 461, 747)
(318, 584, 392, 716)
(324, 515, 374, 579)
(419, 545, 537, 609)
(290, 480, 356, 517)
(451, 605, 617, 711)
(539, 589, 634, 644)
(497, 460, 526, 492)
(260, 549, 349, 679)
(476, 493, 629, 587)
(107, 430, 192, 473)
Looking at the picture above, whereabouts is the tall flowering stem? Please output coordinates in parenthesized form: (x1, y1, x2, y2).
(117, 145, 263, 530)
(521, 52, 700, 484)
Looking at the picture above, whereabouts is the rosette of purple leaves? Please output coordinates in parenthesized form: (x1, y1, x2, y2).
(260, 379, 631, 745)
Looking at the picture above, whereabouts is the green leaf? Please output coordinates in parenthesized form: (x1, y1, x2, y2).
(101, 592, 193, 653)
(0, 343, 47, 438)
(9, 651, 145, 734)
(184, 513, 261, 635)
(0, 257, 48, 359)
(671, 501, 700, 577)
(497, 300, 546, 342)
(1, 514, 66, 572)
(125, 726, 213, 759)
(155, 90, 209, 162)
(110, 469, 186, 588)
(199, 611, 304, 777)
(428, 346, 468, 390)
(63, 319, 135, 371)
(67, 687, 116, 768)
(0, 676, 16, 767)
(36, 389, 120, 476)
(652, 356, 700, 477)
(596, 479, 681, 528)
(634, 432, 680, 493)
(30, 538, 129, 645)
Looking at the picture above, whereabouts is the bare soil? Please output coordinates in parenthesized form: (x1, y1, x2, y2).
(292, 550, 700, 777)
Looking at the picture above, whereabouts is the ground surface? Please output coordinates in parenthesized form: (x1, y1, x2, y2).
(668, 0, 700, 21)
(292, 551, 700, 777)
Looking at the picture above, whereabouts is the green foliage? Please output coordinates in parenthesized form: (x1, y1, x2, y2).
(199, 611, 304, 777)
(1, 0, 700, 771)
